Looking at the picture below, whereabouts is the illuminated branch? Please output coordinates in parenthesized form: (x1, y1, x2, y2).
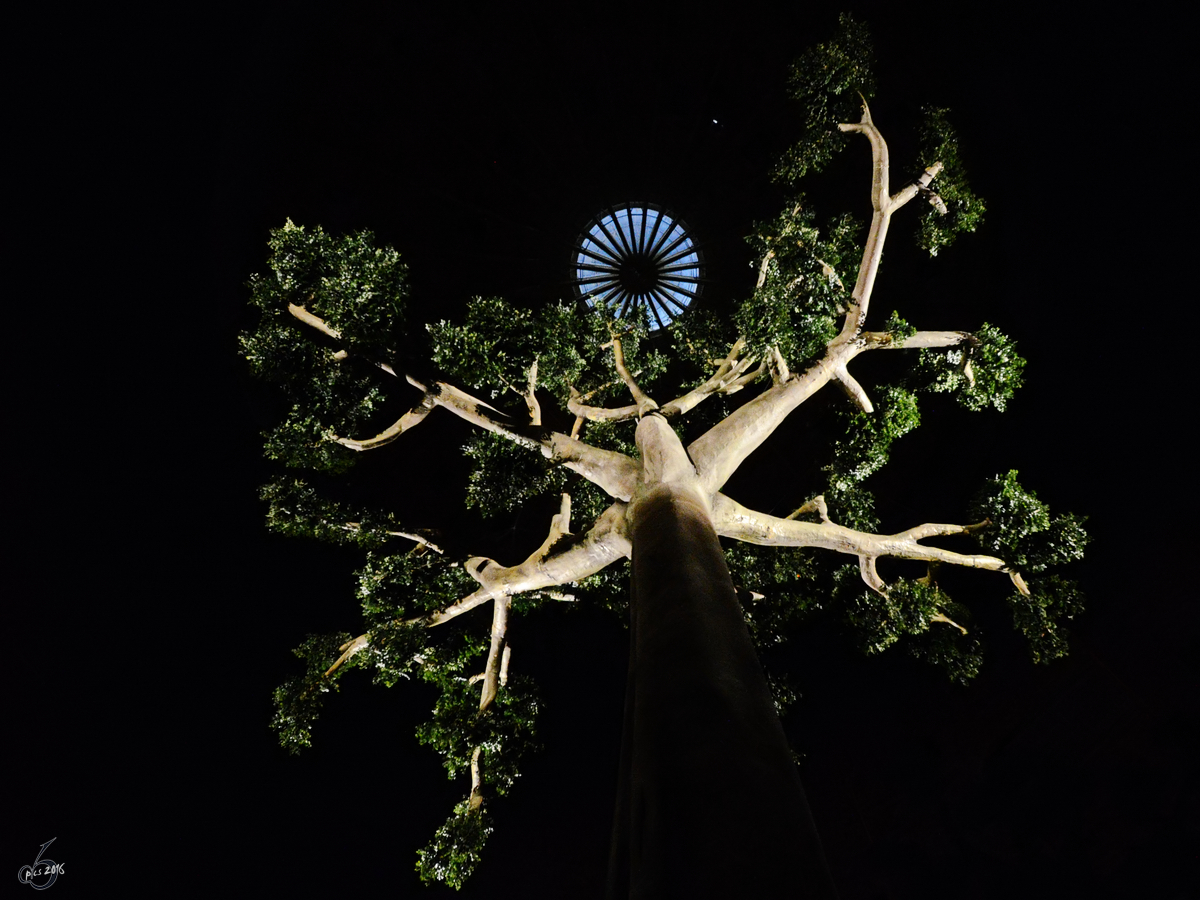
(606, 334, 659, 417)
(568, 338, 760, 424)
(711, 493, 1011, 594)
(286, 303, 397, 377)
(834, 100, 944, 341)
(324, 500, 631, 676)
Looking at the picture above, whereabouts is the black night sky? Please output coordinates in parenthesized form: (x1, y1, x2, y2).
(11, 4, 1196, 897)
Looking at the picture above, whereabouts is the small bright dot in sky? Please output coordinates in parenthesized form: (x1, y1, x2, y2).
(712, 119, 718, 124)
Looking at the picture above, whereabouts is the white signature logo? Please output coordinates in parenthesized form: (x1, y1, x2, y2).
(17, 839, 63, 890)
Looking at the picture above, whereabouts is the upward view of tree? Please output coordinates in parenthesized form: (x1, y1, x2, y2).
(240, 17, 1086, 896)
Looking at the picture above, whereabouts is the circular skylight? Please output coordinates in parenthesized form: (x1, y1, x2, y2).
(572, 203, 702, 330)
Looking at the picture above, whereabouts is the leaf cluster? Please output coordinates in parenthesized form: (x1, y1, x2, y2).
(911, 323, 1025, 412)
(724, 542, 826, 651)
(820, 383, 921, 532)
(969, 471, 1089, 663)
(270, 631, 356, 754)
(775, 13, 876, 184)
(837, 570, 983, 685)
(428, 295, 667, 407)
(916, 107, 987, 255)
(738, 203, 859, 369)
(356, 550, 480, 624)
(415, 802, 493, 890)
(414, 671, 541, 887)
(253, 219, 406, 351)
(260, 477, 431, 550)
(242, 221, 407, 472)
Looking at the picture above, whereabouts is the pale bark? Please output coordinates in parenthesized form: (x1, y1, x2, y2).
(332, 391, 436, 451)
(568, 338, 759, 424)
(607, 335, 659, 417)
(711, 493, 1010, 590)
(333, 375, 640, 503)
(286, 303, 397, 376)
(288, 303, 341, 339)
(863, 329, 971, 350)
(686, 106, 949, 494)
(688, 348, 849, 495)
(325, 500, 631, 675)
(833, 104, 941, 343)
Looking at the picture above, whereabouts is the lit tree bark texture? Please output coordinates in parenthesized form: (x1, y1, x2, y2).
(606, 417, 838, 899)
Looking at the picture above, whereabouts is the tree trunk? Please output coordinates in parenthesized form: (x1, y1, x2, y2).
(606, 482, 839, 899)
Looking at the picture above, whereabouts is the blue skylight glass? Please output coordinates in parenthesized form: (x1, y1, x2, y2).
(572, 203, 702, 330)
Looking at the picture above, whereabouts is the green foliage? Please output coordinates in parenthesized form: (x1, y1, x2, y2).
(882, 310, 916, 341)
(428, 295, 667, 407)
(841, 572, 942, 654)
(827, 384, 921, 486)
(417, 678, 485, 783)
(463, 431, 570, 517)
(415, 802, 493, 890)
(969, 471, 1089, 574)
(904, 608, 985, 685)
(725, 542, 825, 650)
(764, 669, 801, 718)
(260, 476, 426, 549)
(251, 219, 406, 351)
(739, 203, 859, 368)
(364, 620, 430, 688)
(669, 307, 739, 373)
(823, 482, 880, 533)
(912, 323, 1025, 412)
(271, 631, 355, 754)
(474, 675, 542, 796)
(242, 221, 406, 472)
(916, 107, 987, 255)
(838, 571, 984, 684)
(968, 472, 1088, 663)
(356, 550, 481, 625)
(1007, 575, 1085, 664)
(414, 673, 540, 885)
(775, 13, 876, 184)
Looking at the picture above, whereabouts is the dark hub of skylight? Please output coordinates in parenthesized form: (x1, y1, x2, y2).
(572, 203, 702, 330)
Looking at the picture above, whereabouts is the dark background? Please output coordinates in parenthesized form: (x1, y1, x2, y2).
(10, 3, 1195, 897)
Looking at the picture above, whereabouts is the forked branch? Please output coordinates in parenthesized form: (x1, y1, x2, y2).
(324, 500, 631, 677)
(712, 493, 1010, 591)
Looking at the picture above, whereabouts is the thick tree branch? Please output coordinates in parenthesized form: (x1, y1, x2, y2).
(786, 495, 830, 523)
(689, 347, 850, 495)
(332, 373, 639, 501)
(523, 359, 542, 427)
(832, 363, 873, 413)
(687, 108, 956, 494)
(478, 593, 510, 711)
(711, 494, 1010, 586)
(332, 391, 437, 450)
(468, 746, 484, 810)
(325, 501, 631, 675)
(288, 303, 341, 339)
(834, 102, 944, 343)
(862, 330, 971, 350)
(606, 334, 659, 417)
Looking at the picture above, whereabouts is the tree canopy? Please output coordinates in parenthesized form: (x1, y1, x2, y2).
(240, 15, 1086, 890)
